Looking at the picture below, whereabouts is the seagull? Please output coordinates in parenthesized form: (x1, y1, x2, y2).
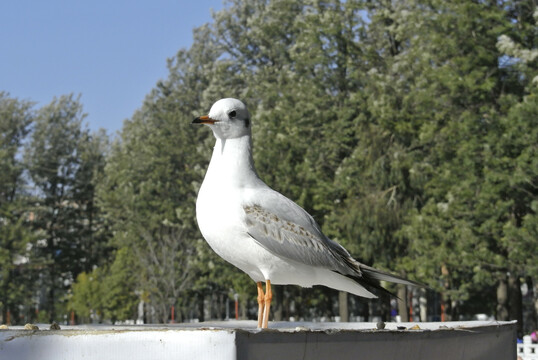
(192, 98, 420, 328)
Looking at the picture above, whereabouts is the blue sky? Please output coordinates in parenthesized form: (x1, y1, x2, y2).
(0, 0, 224, 135)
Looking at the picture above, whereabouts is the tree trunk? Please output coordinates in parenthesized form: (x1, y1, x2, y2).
(496, 273, 509, 321)
(380, 294, 391, 322)
(1, 280, 8, 324)
(528, 276, 538, 332)
(273, 286, 283, 321)
(240, 297, 248, 320)
(338, 291, 349, 322)
(450, 298, 460, 321)
(441, 264, 451, 321)
(198, 294, 205, 322)
(508, 273, 523, 336)
(49, 266, 56, 323)
(206, 294, 212, 320)
(419, 288, 427, 322)
(361, 301, 369, 322)
(397, 284, 408, 322)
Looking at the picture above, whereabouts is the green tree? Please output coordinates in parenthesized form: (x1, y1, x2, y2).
(73, 128, 111, 273)
(25, 94, 109, 322)
(87, 0, 536, 328)
(0, 92, 34, 324)
(96, 25, 242, 322)
(391, 0, 536, 328)
(70, 247, 139, 324)
(69, 270, 103, 323)
(100, 247, 139, 322)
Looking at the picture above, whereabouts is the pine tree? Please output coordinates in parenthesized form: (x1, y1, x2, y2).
(0, 92, 34, 324)
(24, 94, 107, 322)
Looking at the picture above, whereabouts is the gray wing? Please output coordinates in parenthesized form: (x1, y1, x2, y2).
(243, 190, 361, 277)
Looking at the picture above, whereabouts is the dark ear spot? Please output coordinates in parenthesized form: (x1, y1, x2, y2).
(245, 118, 250, 128)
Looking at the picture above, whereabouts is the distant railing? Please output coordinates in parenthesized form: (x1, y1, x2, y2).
(517, 336, 538, 360)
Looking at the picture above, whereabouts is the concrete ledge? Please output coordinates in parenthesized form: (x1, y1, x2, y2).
(0, 321, 517, 360)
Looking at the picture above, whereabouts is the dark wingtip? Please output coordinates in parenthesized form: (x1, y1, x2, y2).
(341, 264, 429, 299)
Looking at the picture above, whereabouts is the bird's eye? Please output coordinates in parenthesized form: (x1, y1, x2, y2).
(228, 110, 237, 118)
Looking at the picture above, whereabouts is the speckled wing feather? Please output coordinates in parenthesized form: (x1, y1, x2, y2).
(243, 189, 423, 290)
(243, 190, 362, 277)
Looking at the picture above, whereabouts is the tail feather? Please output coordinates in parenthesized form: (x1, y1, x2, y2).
(342, 264, 426, 299)
(360, 264, 424, 287)
(346, 273, 397, 298)
(328, 238, 426, 297)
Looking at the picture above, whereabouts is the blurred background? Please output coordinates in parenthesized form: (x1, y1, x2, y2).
(0, 0, 536, 340)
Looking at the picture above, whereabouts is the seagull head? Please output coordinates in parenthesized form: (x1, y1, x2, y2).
(192, 98, 251, 139)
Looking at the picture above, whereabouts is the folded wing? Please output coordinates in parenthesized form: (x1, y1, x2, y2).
(243, 190, 362, 277)
(243, 189, 423, 294)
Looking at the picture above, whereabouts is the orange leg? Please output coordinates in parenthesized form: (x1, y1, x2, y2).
(262, 280, 272, 329)
(257, 282, 265, 328)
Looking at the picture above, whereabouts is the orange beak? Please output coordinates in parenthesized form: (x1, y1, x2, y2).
(192, 115, 218, 125)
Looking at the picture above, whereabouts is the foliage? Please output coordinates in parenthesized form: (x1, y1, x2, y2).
(69, 270, 103, 323)
(22, 95, 110, 322)
(1, 0, 536, 329)
(69, 247, 138, 323)
(0, 92, 34, 324)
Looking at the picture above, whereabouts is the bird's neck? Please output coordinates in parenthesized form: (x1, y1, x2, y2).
(204, 135, 260, 187)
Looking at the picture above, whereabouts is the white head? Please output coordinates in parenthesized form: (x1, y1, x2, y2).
(192, 98, 251, 140)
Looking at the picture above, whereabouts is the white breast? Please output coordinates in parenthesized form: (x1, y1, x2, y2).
(195, 173, 263, 281)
